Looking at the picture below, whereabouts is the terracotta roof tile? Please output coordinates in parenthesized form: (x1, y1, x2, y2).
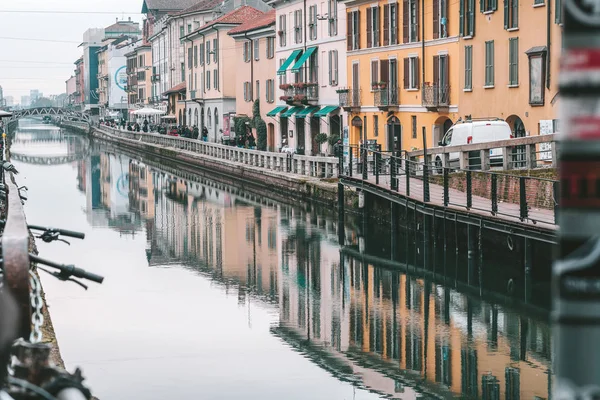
(175, 0, 223, 15)
(228, 9, 275, 35)
(189, 6, 264, 34)
(163, 82, 187, 95)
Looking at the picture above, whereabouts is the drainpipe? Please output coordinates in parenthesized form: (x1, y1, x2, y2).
(210, 25, 220, 93)
(244, 32, 255, 101)
(199, 32, 206, 94)
(421, 0, 425, 92)
(546, 0, 551, 89)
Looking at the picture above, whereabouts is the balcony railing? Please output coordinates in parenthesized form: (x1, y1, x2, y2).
(338, 88, 361, 110)
(189, 90, 202, 100)
(422, 83, 450, 109)
(374, 86, 400, 108)
(280, 83, 318, 105)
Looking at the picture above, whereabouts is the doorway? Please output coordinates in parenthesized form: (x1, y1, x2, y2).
(310, 117, 320, 155)
(386, 116, 401, 154)
(296, 118, 306, 155)
(268, 123, 275, 151)
(281, 117, 289, 148)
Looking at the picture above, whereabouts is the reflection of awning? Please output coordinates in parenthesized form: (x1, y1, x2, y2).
(266, 106, 288, 117)
(295, 106, 320, 118)
(281, 106, 304, 117)
(291, 46, 317, 73)
(277, 49, 302, 75)
(314, 105, 339, 117)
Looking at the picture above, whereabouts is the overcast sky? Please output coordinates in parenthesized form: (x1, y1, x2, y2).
(0, 0, 142, 102)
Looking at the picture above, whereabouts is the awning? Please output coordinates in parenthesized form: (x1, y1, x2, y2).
(291, 46, 317, 73)
(314, 105, 339, 117)
(281, 106, 304, 117)
(296, 106, 320, 118)
(266, 105, 288, 117)
(277, 49, 302, 75)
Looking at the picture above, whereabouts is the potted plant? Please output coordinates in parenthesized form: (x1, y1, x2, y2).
(279, 83, 291, 90)
(378, 81, 387, 89)
(315, 132, 328, 155)
(336, 88, 349, 93)
(371, 82, 378, 90)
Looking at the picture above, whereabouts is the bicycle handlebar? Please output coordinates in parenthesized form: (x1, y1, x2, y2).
(27, 225, 85, 240)
(29, 255, 104, 284)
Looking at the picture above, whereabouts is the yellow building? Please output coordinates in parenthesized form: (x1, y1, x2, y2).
(125, 44, 153, 108)
(341, 0, 461, 151)
(457, 0, 561, 139)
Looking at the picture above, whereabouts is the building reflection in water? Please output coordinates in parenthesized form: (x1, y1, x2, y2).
(76, 148, 551, 400)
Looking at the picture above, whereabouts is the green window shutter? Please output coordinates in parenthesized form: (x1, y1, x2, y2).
(459, 0, 465, 35)
(490, 41, 494, 86)
(480, 0, 484, 12)
(470, 0, 476, 35)
(503, 0, 509, 29)
(492, 0, 497, 11)
(555, 0, 562, 23)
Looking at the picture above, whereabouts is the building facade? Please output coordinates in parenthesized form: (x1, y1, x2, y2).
(183, 6, 265, 139)
(229, 10, 277, 149)
(82, 28, 105, 114)
(126, 44, 153, 111)
(74, 57, 85, 109)
(457, 0, 561, 140)
(340, 0, 460, 152)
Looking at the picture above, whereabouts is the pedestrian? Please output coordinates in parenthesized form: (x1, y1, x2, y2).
(193, 125, 199, 139)
(202, 126, 208, 142)
(334, 139, 342, 158)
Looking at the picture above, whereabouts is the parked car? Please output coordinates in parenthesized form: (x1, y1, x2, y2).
(436, 118, 513, 169)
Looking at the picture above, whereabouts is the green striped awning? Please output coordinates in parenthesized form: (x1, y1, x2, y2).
(314, 105, 339, 117)
(295, 106, 320, 118)
(266, 106, 288, 117)
(281, 106, 304, 117)
(277, 49, 302, 75)
(290, 46, 317, 73)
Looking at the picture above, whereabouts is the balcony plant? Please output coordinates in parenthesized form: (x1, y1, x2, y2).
(305, 82, 318, 87)
(280, 95, 293, 102)
(378, 81, 387, 89)
(279, 83, 291, 90)
(335, 88, 349, 93)
(293, 94, 307, 104)
(371, 82, 379, 90)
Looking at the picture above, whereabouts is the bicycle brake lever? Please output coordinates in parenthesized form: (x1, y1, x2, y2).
(37, 267, 88, 290)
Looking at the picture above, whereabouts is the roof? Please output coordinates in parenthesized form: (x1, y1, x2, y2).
(228, 9, 275, 35)
(174, 0, 223, 16)
(163, 82, 187, 95)
(104, 21, 141, 34)
(142, 0, 199, 13)
(187, 6, 264, 36)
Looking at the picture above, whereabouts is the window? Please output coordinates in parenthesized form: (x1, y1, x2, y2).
(180, 25, 184, 38)
(188, 48, 193, 69)
(244, 81, 252, 101)
(279, 59, 287, 85)
(294, 10, 303, 44)
(309, 5, 318, 40)
(181, 63, 185, 81)
(459, 0, 476, 36)
(138, 88, 144, 101)
(555, 0, 562, 23)
(367, 6, 381, 48)
(485, 40, 495, 86)
(268, 79, 275, 102)
(206, 41, 211, 65)
(243, 42, 251, 62)
(433, 0, 448, 38)
(464, 45, 473, 89)
(206, 70, 211, 89)
(403, 56, 419, 89)
(403, 0, 419, 43)
(534, 0, 544, 5)
(481, 0, 497, 12)
(213, 69, 218, 89)
(139, 55, 144, 67)
(504, 0, 518, 28)
(194, 45, 198, 67)
(384, 3, 399, 45)
(213, 39, 218, 62)
(256, 80, 260, 100)
(279, 15, 287, 46)
(526, 48, 546, 105)
(200, 43, 205, 65)
(374, 115, 379, 137)
(328, 0, 338, 36)
(411, 116, 417, 138)
(371, 60, 379, 88)
(207, 108, 211, 127)
(508, 38, 519, 86)
(347, 11, 360, 50)
(266, 37, 275, 58)
(328, 50, 339, 85)
(254, 40, 260, 61)
(187, 24, 192, 33)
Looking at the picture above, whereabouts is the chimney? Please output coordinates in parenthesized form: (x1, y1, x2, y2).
(116, 17, 118, 22)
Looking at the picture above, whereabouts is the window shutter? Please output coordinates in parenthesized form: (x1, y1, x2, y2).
(357, 11, 361, 49)
(384, 5, 390, 45)
(493, 0, 498, 11)
(328, 51, 332, 84)
(415, 0, 420, 41)
(415, 57, 420, 87)
(347, 13, 352, 50)
(380, 59, 389, 83)
(376, 7, 381, 46)
(555, 0, 562, 23)
(480, 0, 484, 12)
(504, 0, 509, 28)
(403, 58, 409, 88)
(512, 0, 518, 27)
(403, 0, 409, 43)
(433, 0, 440, 38)
(367, 8, 373, 48)
(470, 0, 476, 35)
(214, 39, 218, 62)
(459, 0, 464, 36)
(433, 55, 439, 86)
(334, 51, 338, 84)
(444, 55, 449, 86)
(371, 60, 378, 84)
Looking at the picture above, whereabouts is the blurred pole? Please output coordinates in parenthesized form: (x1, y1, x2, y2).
(555, 0, 600, 395)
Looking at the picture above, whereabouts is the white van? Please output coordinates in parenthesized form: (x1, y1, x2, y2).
(436, 118, 513, 168)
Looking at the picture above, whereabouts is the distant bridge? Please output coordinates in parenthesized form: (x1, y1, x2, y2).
(10, 153, 83, 165)
(7, 107, 91, 124)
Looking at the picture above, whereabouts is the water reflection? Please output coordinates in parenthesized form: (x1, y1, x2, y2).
(15, 123, 552, 399)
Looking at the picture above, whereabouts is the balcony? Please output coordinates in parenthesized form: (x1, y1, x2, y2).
(374, 86, 400, 110)
(189, 90, 203, 101)
(421, 83, 450, 110)
(279, 83, 318, 106)
(338, 88, 361, 111)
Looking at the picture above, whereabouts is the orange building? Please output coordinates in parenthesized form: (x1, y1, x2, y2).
(457, 0, 562, 139)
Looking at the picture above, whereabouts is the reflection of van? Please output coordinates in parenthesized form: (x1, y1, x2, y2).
(437, 118, 512, 168)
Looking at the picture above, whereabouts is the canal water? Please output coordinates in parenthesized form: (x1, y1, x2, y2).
(11, 119, 552, 400)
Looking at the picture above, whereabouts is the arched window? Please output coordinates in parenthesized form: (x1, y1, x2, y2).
(207, 108, 212, 128)
(188, 108, 192, 126)
(194, 109, 198, 126)
(214, 108, 219, 130)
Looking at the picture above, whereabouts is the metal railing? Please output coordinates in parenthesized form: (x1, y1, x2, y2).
(282, 84, 319, 103)
(97, 126, 340, 179)
(340, 145, 558, 226)
(374, 86, 400, 108)
(338, 88, 361, 109)
(422, 84, 450, 108)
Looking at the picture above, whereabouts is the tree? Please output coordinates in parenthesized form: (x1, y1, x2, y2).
(256, 119, 267, 151)
(252, 100, 261, 127)
(234, 115, 251, 146)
